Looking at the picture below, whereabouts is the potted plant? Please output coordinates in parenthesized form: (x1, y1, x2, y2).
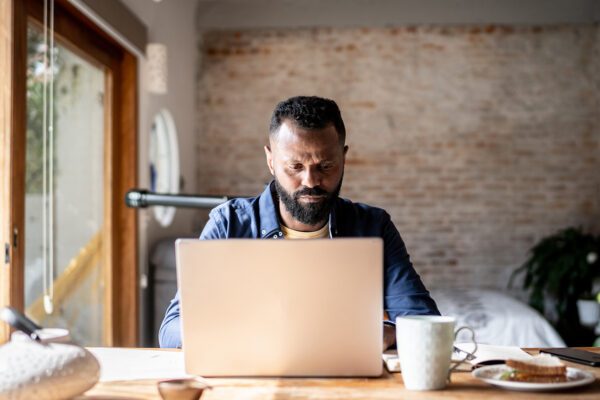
(510, 227, 600, 345)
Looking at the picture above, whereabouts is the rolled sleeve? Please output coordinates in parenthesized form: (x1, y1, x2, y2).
(158, 211, 227, 348)
(158, 292, 182, 348)
(382, 214, 440, 320)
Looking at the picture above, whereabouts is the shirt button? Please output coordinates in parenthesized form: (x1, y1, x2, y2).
(261, 229, 266, 235)
(278, 232, 283, 236)
(273, 235, 278, 239)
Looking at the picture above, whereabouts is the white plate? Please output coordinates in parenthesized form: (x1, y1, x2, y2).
(472, 365, 596, 391)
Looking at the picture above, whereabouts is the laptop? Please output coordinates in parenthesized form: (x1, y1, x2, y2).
(175, 238, 383, 377)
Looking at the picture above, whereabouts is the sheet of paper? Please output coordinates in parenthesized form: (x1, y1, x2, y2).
(382, 344, 532, 373)
(87, 347, 190, 382)
(382, 350, 471, 373)
(454, 343, 532, 367)
(382, 350, 401, 372)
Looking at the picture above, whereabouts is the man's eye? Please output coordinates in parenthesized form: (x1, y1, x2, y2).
(290, 164, 303, 171)
(320, 164, 333, 171)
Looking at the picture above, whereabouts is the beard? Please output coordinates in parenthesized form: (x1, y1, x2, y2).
(273, 174, 343, 227)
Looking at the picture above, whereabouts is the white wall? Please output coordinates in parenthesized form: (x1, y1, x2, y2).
(120, 0, 200, 345)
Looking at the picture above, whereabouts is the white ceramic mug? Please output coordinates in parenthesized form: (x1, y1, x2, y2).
(395, 315, 477, 391)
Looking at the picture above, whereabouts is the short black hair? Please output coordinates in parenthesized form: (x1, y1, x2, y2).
(269, 96, 346, 145)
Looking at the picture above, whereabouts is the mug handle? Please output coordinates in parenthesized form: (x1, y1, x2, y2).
(447, 326, 477, 382)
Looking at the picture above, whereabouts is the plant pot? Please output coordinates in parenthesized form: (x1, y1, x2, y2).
(577, 299, 600, 328)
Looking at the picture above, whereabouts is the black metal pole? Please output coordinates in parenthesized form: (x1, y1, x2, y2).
(125, 189, 229, 209)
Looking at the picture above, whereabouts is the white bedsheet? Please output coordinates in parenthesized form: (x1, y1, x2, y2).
(429, 288, 565, 348)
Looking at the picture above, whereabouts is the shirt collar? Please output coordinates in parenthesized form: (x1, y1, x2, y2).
(258, 181, 339, 239)
(258, 182, 283, 239)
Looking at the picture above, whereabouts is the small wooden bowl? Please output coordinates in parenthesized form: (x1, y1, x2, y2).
(157, 378, 211, 400)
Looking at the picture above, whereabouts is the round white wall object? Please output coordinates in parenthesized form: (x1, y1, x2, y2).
(149, 109, 180, 227)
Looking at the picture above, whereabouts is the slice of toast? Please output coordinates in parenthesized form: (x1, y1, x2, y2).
(506, 354, 566, 376)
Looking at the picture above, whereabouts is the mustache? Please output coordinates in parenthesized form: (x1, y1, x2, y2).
(294, 186, 329, 198)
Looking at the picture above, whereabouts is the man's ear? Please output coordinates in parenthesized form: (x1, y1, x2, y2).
(264, 145, 275, 175)
(343, 145, 349, 158)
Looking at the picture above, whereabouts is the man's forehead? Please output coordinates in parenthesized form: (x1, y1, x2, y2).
(271, 126, 342, 161)
(271, 120, 341, 147)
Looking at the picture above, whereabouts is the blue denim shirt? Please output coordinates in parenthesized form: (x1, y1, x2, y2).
(159, 182, 440, 348)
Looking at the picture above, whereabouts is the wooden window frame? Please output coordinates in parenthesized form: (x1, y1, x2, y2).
(0, 0, 138, 346)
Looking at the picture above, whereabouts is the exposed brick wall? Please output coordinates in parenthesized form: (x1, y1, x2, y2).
(196, 25, 600, 289)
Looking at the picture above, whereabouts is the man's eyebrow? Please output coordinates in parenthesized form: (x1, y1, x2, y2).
(285, 159, 336, 166)
(281, 153, 337, 163)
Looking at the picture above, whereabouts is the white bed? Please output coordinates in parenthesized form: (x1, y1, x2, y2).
(430, 288, 565, 348)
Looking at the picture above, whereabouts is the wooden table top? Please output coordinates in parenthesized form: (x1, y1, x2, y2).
(78, 348, 600, 400)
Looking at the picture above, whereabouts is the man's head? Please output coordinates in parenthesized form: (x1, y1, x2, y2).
(265, 96, 349, 229)
(269, 96, 346, 145)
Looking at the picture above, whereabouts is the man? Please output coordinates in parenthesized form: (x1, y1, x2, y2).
(159, 96, 439, 349)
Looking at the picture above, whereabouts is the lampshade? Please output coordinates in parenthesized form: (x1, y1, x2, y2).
(146, 43, 167, 94)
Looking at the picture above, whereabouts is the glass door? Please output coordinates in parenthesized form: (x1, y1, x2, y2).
(24, 23, 109, 346)
(1, 0, 137, 346)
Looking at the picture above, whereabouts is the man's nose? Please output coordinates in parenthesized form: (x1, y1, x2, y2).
(302, 167, 321, 188)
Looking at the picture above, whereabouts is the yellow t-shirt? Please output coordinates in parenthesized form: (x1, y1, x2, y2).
(281, 223, 329, 239)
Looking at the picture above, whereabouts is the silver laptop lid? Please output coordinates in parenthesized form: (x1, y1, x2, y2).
(176, 238, 383, 377)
